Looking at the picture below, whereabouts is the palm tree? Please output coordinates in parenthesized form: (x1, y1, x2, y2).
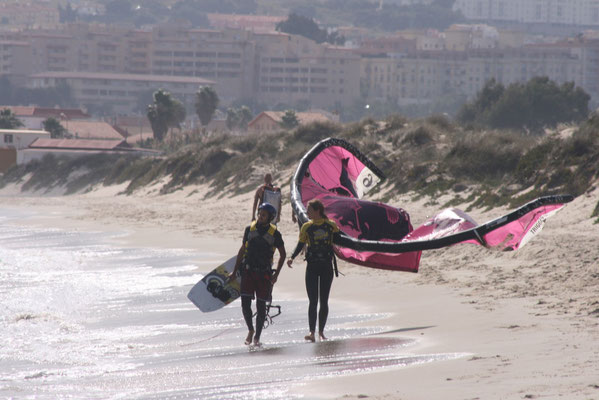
(195, 86, 219, 126)
(146, 89, 186, 142)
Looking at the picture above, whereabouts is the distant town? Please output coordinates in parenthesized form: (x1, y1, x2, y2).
(2, 0, 599, 138)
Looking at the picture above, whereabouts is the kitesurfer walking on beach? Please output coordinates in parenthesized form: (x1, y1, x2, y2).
(230, 202, 286, 346)
(287, 199, 339, 342)
(252, 173, 282, 223)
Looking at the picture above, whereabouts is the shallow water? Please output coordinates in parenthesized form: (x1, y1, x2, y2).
(0, 209, 465, 399)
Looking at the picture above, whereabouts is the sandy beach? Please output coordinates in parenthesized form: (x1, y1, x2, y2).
(1, 177, 598, 400)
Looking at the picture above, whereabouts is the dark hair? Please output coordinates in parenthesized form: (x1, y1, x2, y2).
(307, 199, 327, 219)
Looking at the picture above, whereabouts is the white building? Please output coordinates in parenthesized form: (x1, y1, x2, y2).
(0, 128, 50, 172)
(28, 71, 215, 115)
(453, 0, 599, 26)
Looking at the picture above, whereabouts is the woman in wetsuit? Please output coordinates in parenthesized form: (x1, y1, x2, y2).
(287, 199, 339, 342)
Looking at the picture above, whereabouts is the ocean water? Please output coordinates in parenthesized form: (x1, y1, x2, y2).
(0, 208, 465, 400)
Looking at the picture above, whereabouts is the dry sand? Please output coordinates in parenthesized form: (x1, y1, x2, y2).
(1, 179, 597, 400)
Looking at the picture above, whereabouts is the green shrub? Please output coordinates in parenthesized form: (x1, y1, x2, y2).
(401, 126, 434, 146)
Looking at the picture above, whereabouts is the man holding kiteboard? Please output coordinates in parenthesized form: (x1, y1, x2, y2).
(229, 202, 286, 346)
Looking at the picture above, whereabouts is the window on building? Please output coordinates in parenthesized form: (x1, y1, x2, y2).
(4, 134, 13, 144)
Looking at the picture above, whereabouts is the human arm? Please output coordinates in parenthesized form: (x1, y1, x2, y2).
(276, 187, 282, 223)
(229, 227, 248, 282)
(228, 243, 246, 283)
(252, 188, 261, 221)
(287, 222, 309, 268)
(286, 242, 305, 268)
(271, 244, 286, 284)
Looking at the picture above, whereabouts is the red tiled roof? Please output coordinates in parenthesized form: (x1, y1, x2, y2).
(0, 106, 89, 119)
(63, 120, 124, 140)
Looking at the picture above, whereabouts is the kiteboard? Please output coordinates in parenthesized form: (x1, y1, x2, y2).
(263, 188, 282, 221)
(187, 255, 240, 312)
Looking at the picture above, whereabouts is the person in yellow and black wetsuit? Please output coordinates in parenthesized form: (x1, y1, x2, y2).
(229, 202, 286, 346)
(287, 199, 340, 342)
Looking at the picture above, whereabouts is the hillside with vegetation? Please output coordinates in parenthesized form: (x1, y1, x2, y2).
(1, 112, 598, 222)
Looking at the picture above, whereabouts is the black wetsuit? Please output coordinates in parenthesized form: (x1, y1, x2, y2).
(290, 218, 339, 333)
(240, 222, 283, 340)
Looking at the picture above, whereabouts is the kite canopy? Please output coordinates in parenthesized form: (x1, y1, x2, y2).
(290, 138, 573, 273)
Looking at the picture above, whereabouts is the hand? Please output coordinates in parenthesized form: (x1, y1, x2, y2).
(227, 272, 237, 283)
(287, 259, 293, 268)
(271, 273, 278, 284)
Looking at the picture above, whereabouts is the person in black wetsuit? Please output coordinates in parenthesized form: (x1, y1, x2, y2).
(229, 202, 286, 346)
(287, 199, 340, 342)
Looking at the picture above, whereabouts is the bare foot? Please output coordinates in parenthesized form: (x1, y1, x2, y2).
(253, 337, 262, 347)
(304, 332, 315, 342)
(319, 332, 328, 341)
(244, 330, 254, 345)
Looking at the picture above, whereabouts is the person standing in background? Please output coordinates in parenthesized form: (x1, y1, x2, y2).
(252, 173, 282, 223)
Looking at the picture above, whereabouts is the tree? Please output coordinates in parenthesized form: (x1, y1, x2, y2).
(226, 106, 253, 130)
(280, 110, 300, 129)
(276, 13, 345, 45)
(42, 117, 67, 138)
(0, 108, 24, 129)
(457, 77, 590, 133)
(147, 89, 186, 141)
(195, 86, 219, 126)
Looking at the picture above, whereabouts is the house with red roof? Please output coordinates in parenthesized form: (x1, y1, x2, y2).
(247, 110, 339, 132)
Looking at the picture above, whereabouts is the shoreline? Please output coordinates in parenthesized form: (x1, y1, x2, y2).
(1, 183, 598, 399)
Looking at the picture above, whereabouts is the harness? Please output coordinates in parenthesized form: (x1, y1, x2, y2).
(305, 220, 336, 263)
(244, 221, 277, 271)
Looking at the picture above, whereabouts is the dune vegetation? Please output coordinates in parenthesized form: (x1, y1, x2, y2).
(1, 113, 598, 219)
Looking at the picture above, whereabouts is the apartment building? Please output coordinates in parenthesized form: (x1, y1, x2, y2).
(3, 22, 362, 111)
(0, 40, 32, 85)
(254, 32, 361, 108)
(454, 0, 599, 26)
(4, 20, 599, 115)
(361, 44, 586, 106)
(0, 1, 59, 29)
(148, 24, 257, 103)
(17, 23, 134, 74)
(28, 71, 215, 115)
